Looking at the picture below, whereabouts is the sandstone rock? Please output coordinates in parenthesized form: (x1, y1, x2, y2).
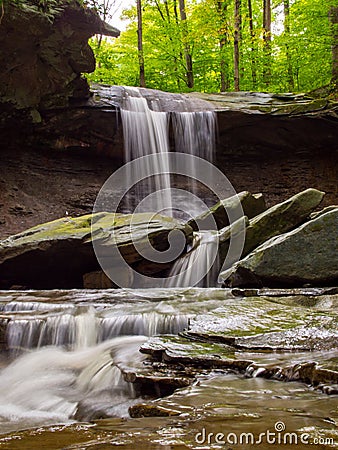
(222, 207, 338, 287)
(188, 191, 266, 231)
(242, 188, 325, 257)
(0, 0, 119, 113)
(0, 213, 192, 289)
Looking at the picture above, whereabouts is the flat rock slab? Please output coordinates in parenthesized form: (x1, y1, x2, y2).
(186, 295, 338, 352)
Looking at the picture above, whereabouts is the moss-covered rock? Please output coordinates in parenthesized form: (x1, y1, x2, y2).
(242, 188, 324, 257)
(222, 207, 338, 287)
(0, 212, 192, 289)
(188, 191, 266, 231)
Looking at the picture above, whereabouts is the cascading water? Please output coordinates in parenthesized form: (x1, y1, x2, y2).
(120, 87, 220, 287)
(0, 336, 147, 431)
(0, 289, 228, 431)
(121, 88, 173, 215)
(165, 231, 220, 288)
(120, 87, 216, 220)
(0, 90, 223, 433)
(2, 301, 190, 356)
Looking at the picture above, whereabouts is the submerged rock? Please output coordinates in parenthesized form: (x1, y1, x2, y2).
(222, 207, 338, 287)
(0, 213, 192, 289)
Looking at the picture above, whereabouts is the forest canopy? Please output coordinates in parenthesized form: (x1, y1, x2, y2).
(87, 0, 338, 94)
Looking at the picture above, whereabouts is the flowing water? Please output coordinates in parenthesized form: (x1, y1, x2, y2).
(0, 90, 337, 448)
(120, 87, 216, 220)
(0, 288, 337, 449)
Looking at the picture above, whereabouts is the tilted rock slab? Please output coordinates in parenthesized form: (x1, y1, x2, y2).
(242, 188, 325, 257)
(188, 191, 266, 231)
(222, 207, 338, 287)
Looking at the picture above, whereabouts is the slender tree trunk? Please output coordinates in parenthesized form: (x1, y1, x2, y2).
(284, 0, 294, 90)
(329, 5, 338, 86)
(137, 0, 146, 87)
(217, 2, 230, 91)
(247, 0, 257, 89)
(262, 0, 271, 87)
(178, 0, 194, 88)
(234, 0, 241, 91)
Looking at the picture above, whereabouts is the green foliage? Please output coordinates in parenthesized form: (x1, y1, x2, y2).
(87, 0, 334, 93)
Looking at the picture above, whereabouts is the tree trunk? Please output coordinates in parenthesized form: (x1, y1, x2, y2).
(234, 0, 241, 91)
(262, 0, 271, 86)
(247, 0, 257, 88)
(284, 0, 294, 90)
(137, 0, 146, 87)
(178, 0, 194, 88)
(329, 5, 338, 86)
(217, 2, 230, 92)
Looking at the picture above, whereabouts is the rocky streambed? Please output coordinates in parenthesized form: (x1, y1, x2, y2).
(0, 288, 337, 449)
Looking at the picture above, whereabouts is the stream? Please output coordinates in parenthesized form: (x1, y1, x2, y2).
(0, 288, 336, 449)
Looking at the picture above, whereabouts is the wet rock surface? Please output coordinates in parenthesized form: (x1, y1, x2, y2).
(125, 291, 338, 426)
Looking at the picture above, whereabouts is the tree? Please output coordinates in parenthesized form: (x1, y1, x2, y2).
(88, 0, 333, 94)
(137, 0, 146, 87)
(217, 1, 230, 91)
(178, 0, 194, 88)
(262, 0, 271, 86)
(283, 0, 294, 90)
(247, 0, 257, 88)
(329, 4, 338, 86)
(234, 0, 241, 91)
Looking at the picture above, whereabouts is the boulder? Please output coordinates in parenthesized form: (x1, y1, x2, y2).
(242, 188, 324, 256)
(188, 191, 266, 231)
(222, 207, 338, 287)
(0, 0, 119, 127)
(0, 212, 192, 289)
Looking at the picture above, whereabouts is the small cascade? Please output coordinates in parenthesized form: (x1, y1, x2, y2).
(166, 231, 220, 288)
(172, 111, 216, 158)
(3, 303, 189, 355)
(0, 336, 146, 429)
(120, 87, 216, 219)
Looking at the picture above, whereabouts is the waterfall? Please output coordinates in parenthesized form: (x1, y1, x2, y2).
(165, 231, 220, 288)
(121, 89, 173, 215)
(120, 87, 216, 219)
(3, 303, 190, 356)
(0, 336, 147, 429)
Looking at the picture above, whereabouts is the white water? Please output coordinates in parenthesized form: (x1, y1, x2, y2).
(5, 305, 189, 356)
(0, 336, 146, 432)
(121, 87, 216, 219)
(121, 89, 173, 215)
(166, 231, 220, 288)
